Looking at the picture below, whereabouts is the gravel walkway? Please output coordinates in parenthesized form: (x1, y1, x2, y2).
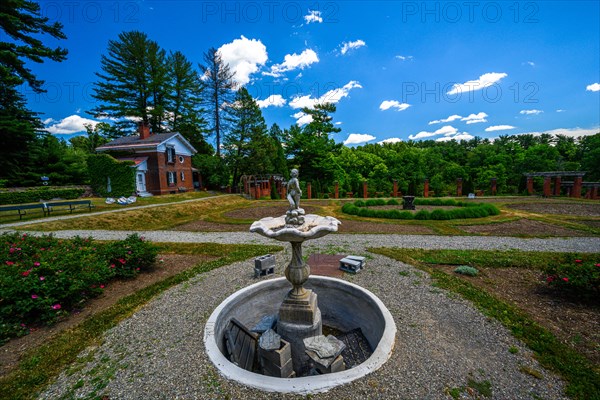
(38, 247, 568, 400)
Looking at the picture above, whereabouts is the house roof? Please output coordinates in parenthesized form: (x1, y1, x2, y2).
(96, 132, 197, 154)
(116, 156, 148, 166)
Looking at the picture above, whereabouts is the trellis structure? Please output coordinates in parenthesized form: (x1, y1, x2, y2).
(523, 171, 599, 198)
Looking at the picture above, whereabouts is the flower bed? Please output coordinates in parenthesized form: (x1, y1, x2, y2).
(341, 198, 500, 220)
(0, 233, 158, 343)
(545, 259, 600, 297)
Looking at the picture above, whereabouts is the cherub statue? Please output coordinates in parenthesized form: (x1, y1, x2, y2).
(287, 169, 301, 210)
(285, 169, 305, 225)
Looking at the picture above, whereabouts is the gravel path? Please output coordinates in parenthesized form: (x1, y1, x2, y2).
(38, 248, 568, 400)
(3, 229, 600, 253)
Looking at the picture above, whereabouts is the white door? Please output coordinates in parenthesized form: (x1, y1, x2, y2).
(136, 172, 146, 192)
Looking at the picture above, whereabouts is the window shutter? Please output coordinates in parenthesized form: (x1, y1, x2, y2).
(165, 149, 169, 164)
(166, 171, 170, 184)
(174, 171, 177, 184)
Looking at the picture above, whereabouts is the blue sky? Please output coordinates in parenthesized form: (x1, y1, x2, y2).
(23, 1, 600, 147)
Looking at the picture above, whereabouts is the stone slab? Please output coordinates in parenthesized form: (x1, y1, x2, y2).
(339, 257, 362, 274)
(259, 329, 281, 351)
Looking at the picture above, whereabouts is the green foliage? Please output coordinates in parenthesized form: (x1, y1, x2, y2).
(545, 259, 599, 296)
(0, 187, 84, 205)
(454, 265, 479, 276)
(342, 198, 500, 220)
(87, 154, 135, 197)
(192, 153, 229, 189)
(0, 233, 157, 342)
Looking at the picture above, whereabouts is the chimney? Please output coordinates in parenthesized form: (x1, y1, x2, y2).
(138, 122, 151, 139)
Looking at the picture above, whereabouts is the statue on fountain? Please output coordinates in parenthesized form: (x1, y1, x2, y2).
(286, 169, 305, 225)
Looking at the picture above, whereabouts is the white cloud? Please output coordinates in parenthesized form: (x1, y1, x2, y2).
(304, 10, 322, 24)
(525, 61, 535, 67)
(520, 109, 543, 115)
(513, 127, 599, 138)
(266, 49, 319, 77)
(436, 133, 474, 142)
(409, 125, 458, 140)
(45, 115, 99, 134)
(256, 94, 286, 108)
(218, 36, 268, 85)
(485, 125, 516, 132)
(461, 112, 488, 124)
(293, 111, 313, 126)
(395, 55, 413, 61)
(340, 40, 366, 55)
(335, 122, 343, 125)
(379, 100, 410, 112)
(447, 72, 508, 95)
(378, 137, 403, 144)
(43, 117, 55, 125)
(556, 109, 566, 113)
(344, 133, 376, 145)
(429, 114, 462, 124)
(289, 81, 362, 110)
(586, 83, 600, 92)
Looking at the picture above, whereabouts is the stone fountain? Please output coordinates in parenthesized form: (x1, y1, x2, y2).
(249, 169, 341, 374)
(204, 170, 396, 393)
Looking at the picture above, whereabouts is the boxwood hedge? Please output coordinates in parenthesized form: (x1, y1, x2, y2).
(341, 198, 500, 220)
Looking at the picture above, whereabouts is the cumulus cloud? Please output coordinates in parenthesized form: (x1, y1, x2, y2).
(520, 109, 543, 115)
(461, 112, 488, 124)
(293, 111, 313, 126)
(290, 81, 362, 111)
(447, 72, 507, 95)
(409, 125, 458, 140)
(436, 133, 474, 142)
(266, 49, 319, 77)
(586, 83, 600, 92)
(485, 125, 516, 132)
(513, 127, 599, 138)
(395, 55, 413, 61)
(429, 114, 462, 124)
(256, 94, 286, 108)
(340, 40, 366, 55)
(344, 133, 376, 145)
(304, 10, 322, 24)
(378, 137, 403, 144)
(45, 115, 100, 134)
(379, 100, 410, 112)
(218, 36, 268, 85)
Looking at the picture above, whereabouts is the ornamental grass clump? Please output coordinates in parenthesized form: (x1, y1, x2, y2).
(545, 259, 600, 297)
(0, 232, 158, 343)
(454, 265, 479, 276)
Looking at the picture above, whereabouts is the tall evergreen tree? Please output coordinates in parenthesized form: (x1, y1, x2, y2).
(166, 51, 207, 149)
(0, 0, 68, 185)
(200, 47, 236, 157)
(223, 87, 269, 186)
(91, 31, 168, 135)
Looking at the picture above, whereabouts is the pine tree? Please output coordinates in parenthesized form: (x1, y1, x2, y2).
(223, 87, 269, 186)
(0, 0, 68, 185)
(92, 31, 168, 135)
(200, 47, 236, 157)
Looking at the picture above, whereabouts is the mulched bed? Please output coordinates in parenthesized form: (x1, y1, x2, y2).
(506, 202, 600, 217)
(438, 265, 600, 367)
(337, 219, 435, 234)
(0, 254, 214, 377)
(457, 219, 586, 237)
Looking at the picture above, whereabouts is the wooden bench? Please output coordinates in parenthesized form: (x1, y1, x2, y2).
(45, 200, 94, 215)
(0, 204, 48, 219)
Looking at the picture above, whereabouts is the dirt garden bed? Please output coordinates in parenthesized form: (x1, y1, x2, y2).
(437, 264, 600, 367)
(506, 202, 600, 217)
(0, 254, 214, 377)
(458, 219, 587, 237)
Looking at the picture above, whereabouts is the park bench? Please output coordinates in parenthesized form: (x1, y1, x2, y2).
(0, 203, 48, 220)
(44, 200, 94, 215)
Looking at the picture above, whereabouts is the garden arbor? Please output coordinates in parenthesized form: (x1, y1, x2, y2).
(523, 171, 599, 199)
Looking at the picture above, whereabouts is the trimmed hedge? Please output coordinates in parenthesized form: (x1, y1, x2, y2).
(87, 154, 135, 197)
(0, 188, 85, 205)
(341, 198, 500, 220)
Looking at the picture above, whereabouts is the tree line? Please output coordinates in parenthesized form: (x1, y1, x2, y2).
(1, 2, 599, 195)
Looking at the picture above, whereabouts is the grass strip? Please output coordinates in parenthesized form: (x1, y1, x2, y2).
(370, 247, 600, 400)
(0, 242, 281, 400)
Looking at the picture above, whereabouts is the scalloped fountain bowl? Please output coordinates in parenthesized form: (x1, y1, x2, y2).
(249, 214, 341, 242)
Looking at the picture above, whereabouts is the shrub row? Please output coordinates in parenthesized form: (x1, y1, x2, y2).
(0, 233, 158, 342)
(342, 198, 500, 220)
(0, 188, 85, 205)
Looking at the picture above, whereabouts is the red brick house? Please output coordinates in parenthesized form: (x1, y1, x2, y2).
(96, 124, 197, 195)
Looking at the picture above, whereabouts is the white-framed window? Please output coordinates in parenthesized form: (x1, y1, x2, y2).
(166, 147, 175, 163)
(167, 171, 177, 185)
(180, 171, 185, 181)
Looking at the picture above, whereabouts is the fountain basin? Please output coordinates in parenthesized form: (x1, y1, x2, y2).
(249, 214, 341, 242)
(204, 276, 396, 394)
